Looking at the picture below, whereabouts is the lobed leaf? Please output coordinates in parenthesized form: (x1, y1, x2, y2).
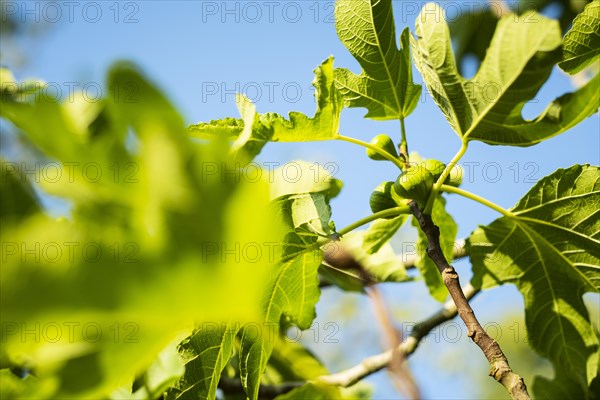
(166, 324, 238, 400)
(239, 251, 322, 400)
(333, 0, 421, 120)
(189, 57, 343, 142)
(469, 164, 600, 395)
(412, 3, 599, 146)
(559, 0, 600, 74)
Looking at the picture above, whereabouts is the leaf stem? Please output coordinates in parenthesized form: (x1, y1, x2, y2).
(424, 141, 469, 214)
(317, 205, 411, 247)
(440, 185, 514, 218)
(337, 134, 404, 170)
(338, 206, 411, 236)
(399, 118, 409, 166)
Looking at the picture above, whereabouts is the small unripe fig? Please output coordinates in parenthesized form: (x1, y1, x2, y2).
(423, 159, 446, 180)
(393, 165, 434, 208)
(447, 164, 463, 187)
(366, 134, 398, 160)
(370, 182, 398, 216)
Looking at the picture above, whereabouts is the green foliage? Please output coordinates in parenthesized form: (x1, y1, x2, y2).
(165, 324, 238, 400)
(270, 161, 341, 258)
(448, 0, 593, 72)
(0, 160, 40, 222)
(469, 165, 600, 397)
(2, 0, 599, 398)
(333, 0, 421, 120)
(189, 57, 343, 142)
(274, 383, 341, 399)
(340, 231, 409, 285)
(239, 252, 322, 399)
(0, 66, 287, 399)
(559, 0, 600, 74)
(362, 214, 408, 255)
(412, 3, 599, 146)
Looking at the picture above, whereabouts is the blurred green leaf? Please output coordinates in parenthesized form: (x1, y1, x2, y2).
(267, 338, 329, 382)
(0, 159, 41, 223)
(111, 336, 186, 400)
(269, 160, 342, 201)
(337, 231, 409, 287)
(532, 374, 589, 400)
(0, 65, 288, 399)
(273, 383, 341, 400)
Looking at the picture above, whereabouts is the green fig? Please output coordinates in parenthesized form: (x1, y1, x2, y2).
(370, 182, 398, 216)
(447, 164, 463, 187)
(423, 159, 446, 180)
(366, 134, 398, 160)
(393, 165, 434, 208)
(422, 159, 463, 187)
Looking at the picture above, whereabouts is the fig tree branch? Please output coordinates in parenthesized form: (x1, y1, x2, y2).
(315, 283, 479, 387)
(320, 239, 467, 288)
(409, 201, 530, 400)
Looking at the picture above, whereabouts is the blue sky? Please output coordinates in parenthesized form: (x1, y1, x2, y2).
(2, 1, 599, 398)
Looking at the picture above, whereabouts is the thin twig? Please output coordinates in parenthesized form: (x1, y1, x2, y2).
(409, 201, 530, 400)
(367, 285, 420, 399)
(316, 284, 479, 387)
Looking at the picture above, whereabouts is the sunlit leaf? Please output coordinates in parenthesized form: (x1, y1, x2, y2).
(469, 164, 600, 394)
(363, 215, 408, 255)
(334, 0, 421, 119)
(273, 383, 341, 400)
(189, 57, 343, 142)
(165, 324, 238, 400)
(559, 0, 600, 74)
(239, 251, 322, 400)
(412, 3, 599, 146)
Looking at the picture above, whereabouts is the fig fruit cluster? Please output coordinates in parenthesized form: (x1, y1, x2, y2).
(369, 157, 462, 213)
